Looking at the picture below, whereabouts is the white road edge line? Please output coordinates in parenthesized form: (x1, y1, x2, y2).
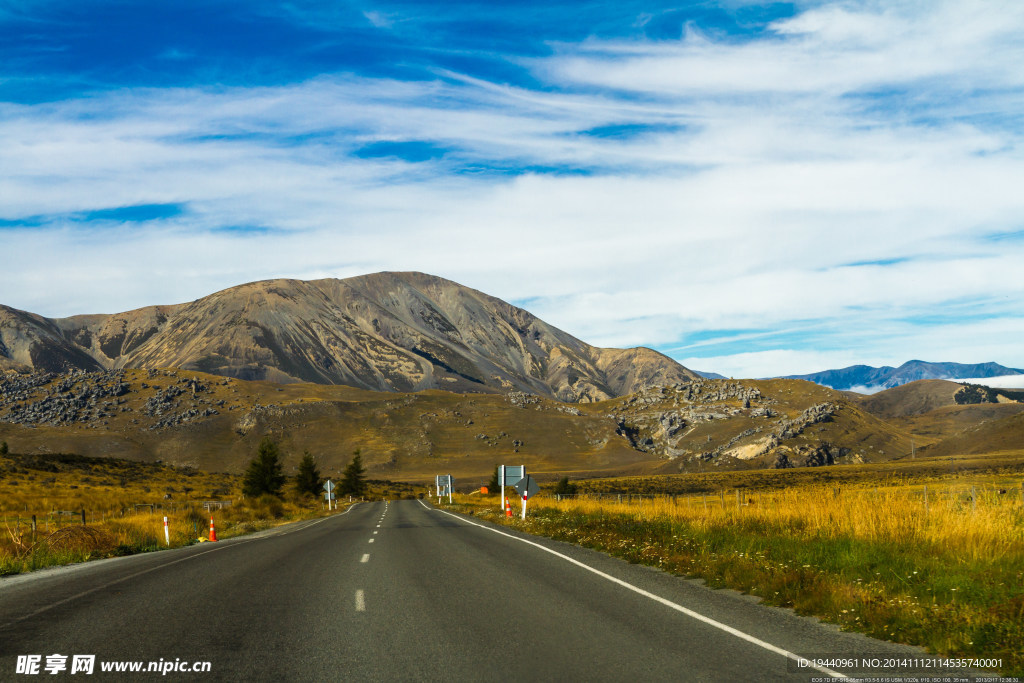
(0, 538, 258, 630)
(1, 502, 362, 630)
(423, 501, 848, 680)
(355, 589, 366, 612)
(361, 554, 370, 563)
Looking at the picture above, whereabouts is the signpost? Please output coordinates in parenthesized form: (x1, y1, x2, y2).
(499, 465, 525, 517)
(323, 480, 336, 510)
(514, 475, 539, 520)
(436, 474, 454, 503)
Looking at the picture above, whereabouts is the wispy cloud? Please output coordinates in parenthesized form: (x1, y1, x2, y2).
(1, 1, 1023, 377)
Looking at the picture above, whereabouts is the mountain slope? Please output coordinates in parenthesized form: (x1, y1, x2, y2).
(853, 379, 963, 419)
(0, 306, 103, 374)
(0, 370, 912, 477)
(784, 360, 1024, 391)
(0, 273, 698, 402)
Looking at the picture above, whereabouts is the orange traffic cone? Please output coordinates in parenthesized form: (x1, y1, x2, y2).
(505, 500, 512, 518)
(208, 517, 218, 542)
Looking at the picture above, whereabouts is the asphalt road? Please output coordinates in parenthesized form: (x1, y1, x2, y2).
(0, 500, 972, 681)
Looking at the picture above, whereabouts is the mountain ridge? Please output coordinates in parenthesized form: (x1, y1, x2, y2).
(782, 360, 1024, 392)
(0, 272, 698, 402)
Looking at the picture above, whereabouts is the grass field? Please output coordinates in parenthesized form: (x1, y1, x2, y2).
(453, 456, 1024, 676)
(0, 450, 414, 576)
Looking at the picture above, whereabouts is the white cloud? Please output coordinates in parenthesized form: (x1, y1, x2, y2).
(961, 375, 1024, 388)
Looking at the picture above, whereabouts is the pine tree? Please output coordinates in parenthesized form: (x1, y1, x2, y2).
(486, 465, 499, 493)
(242, 437, 286, 497)
(339, 450, 367, 497)
(0, 441, 8, 456)
(294, 451, 323, 497)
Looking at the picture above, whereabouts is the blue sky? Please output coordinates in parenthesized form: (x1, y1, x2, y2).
(1, 0, 1023, 378)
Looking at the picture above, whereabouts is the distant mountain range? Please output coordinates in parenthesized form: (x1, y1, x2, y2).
(0, 272, 698, 402)
(782, 360, 1024, 392)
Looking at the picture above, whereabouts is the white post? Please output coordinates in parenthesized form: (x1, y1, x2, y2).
(499, 466, 505, 515)
(521, 492, 528, 520)
(163, 516, 170, 546)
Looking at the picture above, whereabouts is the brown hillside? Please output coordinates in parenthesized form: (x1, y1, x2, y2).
(888, 403, 1024, 445)
(0, 368, 651, 483)
(854, 379, 962, 418)
(921, 410, 1024, 458)
(0, 371, 925, 484)
(1, 273, 698, 402)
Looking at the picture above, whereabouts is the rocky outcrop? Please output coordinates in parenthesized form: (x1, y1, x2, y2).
(0, 370, 129, 427)
(775, 403, 837, 439)
(0, 369, 222, 431)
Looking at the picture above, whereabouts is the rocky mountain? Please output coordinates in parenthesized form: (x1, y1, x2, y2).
(0, 272, 699, 402)
(782, 360, 1024, 392)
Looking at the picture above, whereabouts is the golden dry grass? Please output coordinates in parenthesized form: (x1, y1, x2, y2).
(0, 451, 374, 575)
(458, 470, 1024, 675)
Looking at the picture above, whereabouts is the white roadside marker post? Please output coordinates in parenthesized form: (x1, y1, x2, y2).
(163, 516, 170, 546)
(521, 491, 528, 520)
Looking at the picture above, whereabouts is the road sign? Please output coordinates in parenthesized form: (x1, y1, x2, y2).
(499, 465, 525, 514)
(323, 480, 336, 509)
(500, 465, 524, 485)
(436, 474, 454, 502)
(514, 475, 539, 519)
(514, 475, 538, 498)
(324, 480, 335, 492)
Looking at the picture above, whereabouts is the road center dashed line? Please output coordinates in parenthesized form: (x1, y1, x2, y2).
(422, 501, 848, 680)
(368, 538, 375, 543)
(361, 554, 370, 563)
(355, 589, 366, 612)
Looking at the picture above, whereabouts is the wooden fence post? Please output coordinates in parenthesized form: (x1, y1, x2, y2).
(923, 485, 928, 514)
(972, 486, 977, 513)
(736, 489, 741, 512)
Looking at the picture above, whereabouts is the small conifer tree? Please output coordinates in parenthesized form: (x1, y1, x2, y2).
(242, 437, 286, 497)
(294, 451, 323, 497)
(339, 449, 367, 497)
